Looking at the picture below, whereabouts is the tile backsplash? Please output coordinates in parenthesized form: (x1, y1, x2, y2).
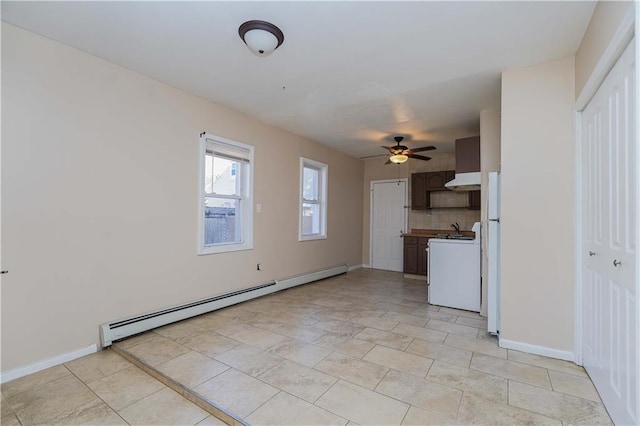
(409, 189, 480, 231)
(406, 153, 481, 231)
(410, 207, 480, 232)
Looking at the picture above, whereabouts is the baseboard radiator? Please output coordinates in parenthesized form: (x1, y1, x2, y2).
(277, 264, 347, 291)
(100, 264, 347, 347)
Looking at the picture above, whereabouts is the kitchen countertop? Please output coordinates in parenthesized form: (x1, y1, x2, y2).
(402, 228, 476, 238)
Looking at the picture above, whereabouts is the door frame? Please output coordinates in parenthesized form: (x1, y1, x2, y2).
(369, 178, 408, 268)
(573, 5, 637, 367)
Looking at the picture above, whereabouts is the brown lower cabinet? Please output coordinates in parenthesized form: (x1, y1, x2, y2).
(404, 236, 430, 275)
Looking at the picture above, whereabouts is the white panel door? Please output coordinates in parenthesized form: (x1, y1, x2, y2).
(371, 180, 407, 272)
(582, 38, 637, 426)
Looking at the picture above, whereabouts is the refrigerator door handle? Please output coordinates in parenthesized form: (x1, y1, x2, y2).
(488, 218, 500, 222)
(426, 247, 430, 285)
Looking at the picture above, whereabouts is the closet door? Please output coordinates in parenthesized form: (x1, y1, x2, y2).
(581, 38, 637, 426)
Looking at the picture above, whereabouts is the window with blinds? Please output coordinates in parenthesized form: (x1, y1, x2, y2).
(199, 133, 254, 254)
(300, 157, 328, 241)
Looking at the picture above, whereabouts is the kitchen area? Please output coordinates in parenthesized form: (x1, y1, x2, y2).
(402, 136, 484, 313)
(363, 128, 500, 326)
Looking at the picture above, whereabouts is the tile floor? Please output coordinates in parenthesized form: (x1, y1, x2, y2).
(1, 269, 613, 425)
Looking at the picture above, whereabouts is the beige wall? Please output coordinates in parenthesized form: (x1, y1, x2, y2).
(361, 153, 480, 265)
(500, 56, 575, 352)
(479, 108, 501, 316)
(575, 1, 633, 97)
(1, 24, 363, 372)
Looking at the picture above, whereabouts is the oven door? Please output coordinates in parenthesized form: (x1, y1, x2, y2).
(428, 238, 480, 312)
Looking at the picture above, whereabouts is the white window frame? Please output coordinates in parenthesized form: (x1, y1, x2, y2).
(299, 157, 328, 241)
(198, 132, 254, 255)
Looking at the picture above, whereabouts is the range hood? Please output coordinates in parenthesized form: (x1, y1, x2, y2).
(445, 172, 481, 191)
(445, 136, 481, 192)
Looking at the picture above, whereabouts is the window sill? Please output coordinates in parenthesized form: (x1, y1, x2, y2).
(198, 242, 253, 255)
(299, 235, 327, 242)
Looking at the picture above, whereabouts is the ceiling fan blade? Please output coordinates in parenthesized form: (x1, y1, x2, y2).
(384, 158, 392, 165)
(381, 146, 394, 150)
(410, 146, 436, 153)
(409, 154, 432, 161)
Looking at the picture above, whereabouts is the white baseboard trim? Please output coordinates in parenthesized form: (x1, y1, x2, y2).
(348, 264, 364, 272)
(362, 264, 371, 268)
(499, 338, 574, 362)
(1, 344, 98, 384)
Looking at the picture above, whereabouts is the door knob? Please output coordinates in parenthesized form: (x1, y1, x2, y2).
(588, 251, 596, 256)
(613, 259, 621, 267)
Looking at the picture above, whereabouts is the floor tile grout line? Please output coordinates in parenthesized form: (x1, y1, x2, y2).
(310, 380, 359, 425)
(111, 344, 246, 426)
(88, 362, 166, 412)
(63, 360, 133, 425)
(310, 375, 341, 405)
(467, 354, 594, 393)
(474, 383, 572, 424)
(371, 371, 460, 423)
(507, 355, 589, 378)
(512, 376, 604, 404)
(313, 351, 391, 391)
(504, 379, 583, 423)
(1, 364, 73, 401)
(5, 367, 88, 420)
(397, 403, 411, 426)
(454, 390, 466, 422)
(428, 357, 599, 407)
(116, 386, 166, 417)
(241, 389, 283, 420)
(0, 398, 19, 424)
(484, 349, 572, 371)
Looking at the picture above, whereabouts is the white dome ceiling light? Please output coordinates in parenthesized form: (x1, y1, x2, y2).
(238, 20, 284, 57)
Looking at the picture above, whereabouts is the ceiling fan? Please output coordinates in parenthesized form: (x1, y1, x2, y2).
(383, 136, 436, 164)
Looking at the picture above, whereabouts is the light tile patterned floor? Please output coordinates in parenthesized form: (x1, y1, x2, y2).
(1, 269, 612, 425)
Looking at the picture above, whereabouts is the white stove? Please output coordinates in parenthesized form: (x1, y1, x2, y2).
(427, 222, 481, 312)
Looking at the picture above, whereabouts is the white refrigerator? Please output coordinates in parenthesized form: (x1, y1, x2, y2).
(487, 172, 501, 334)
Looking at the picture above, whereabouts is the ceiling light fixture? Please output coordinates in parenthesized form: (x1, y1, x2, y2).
(238, 20, 284, 57)
(389, 154, 409, 164)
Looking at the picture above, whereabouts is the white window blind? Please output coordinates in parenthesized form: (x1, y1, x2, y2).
(199, 133, 254, 254)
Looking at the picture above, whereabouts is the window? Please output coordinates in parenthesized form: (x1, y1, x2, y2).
(199, 133, 253, 254)
(300, 157, 328, 240)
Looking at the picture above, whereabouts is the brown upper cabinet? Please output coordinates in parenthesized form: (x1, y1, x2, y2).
(426, 171, 449, 191)
(411, 170, 455, 210)
(455, 136, 481, 173)
(411, 173, 427, 210)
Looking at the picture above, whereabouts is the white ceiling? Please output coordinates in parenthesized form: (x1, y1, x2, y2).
(2, 1, 596, 159)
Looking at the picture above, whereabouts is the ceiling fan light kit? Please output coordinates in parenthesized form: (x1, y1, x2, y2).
(238, 20, 284, 57)
(389, 154, 409, 164)
(382, 136, 435, 165)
